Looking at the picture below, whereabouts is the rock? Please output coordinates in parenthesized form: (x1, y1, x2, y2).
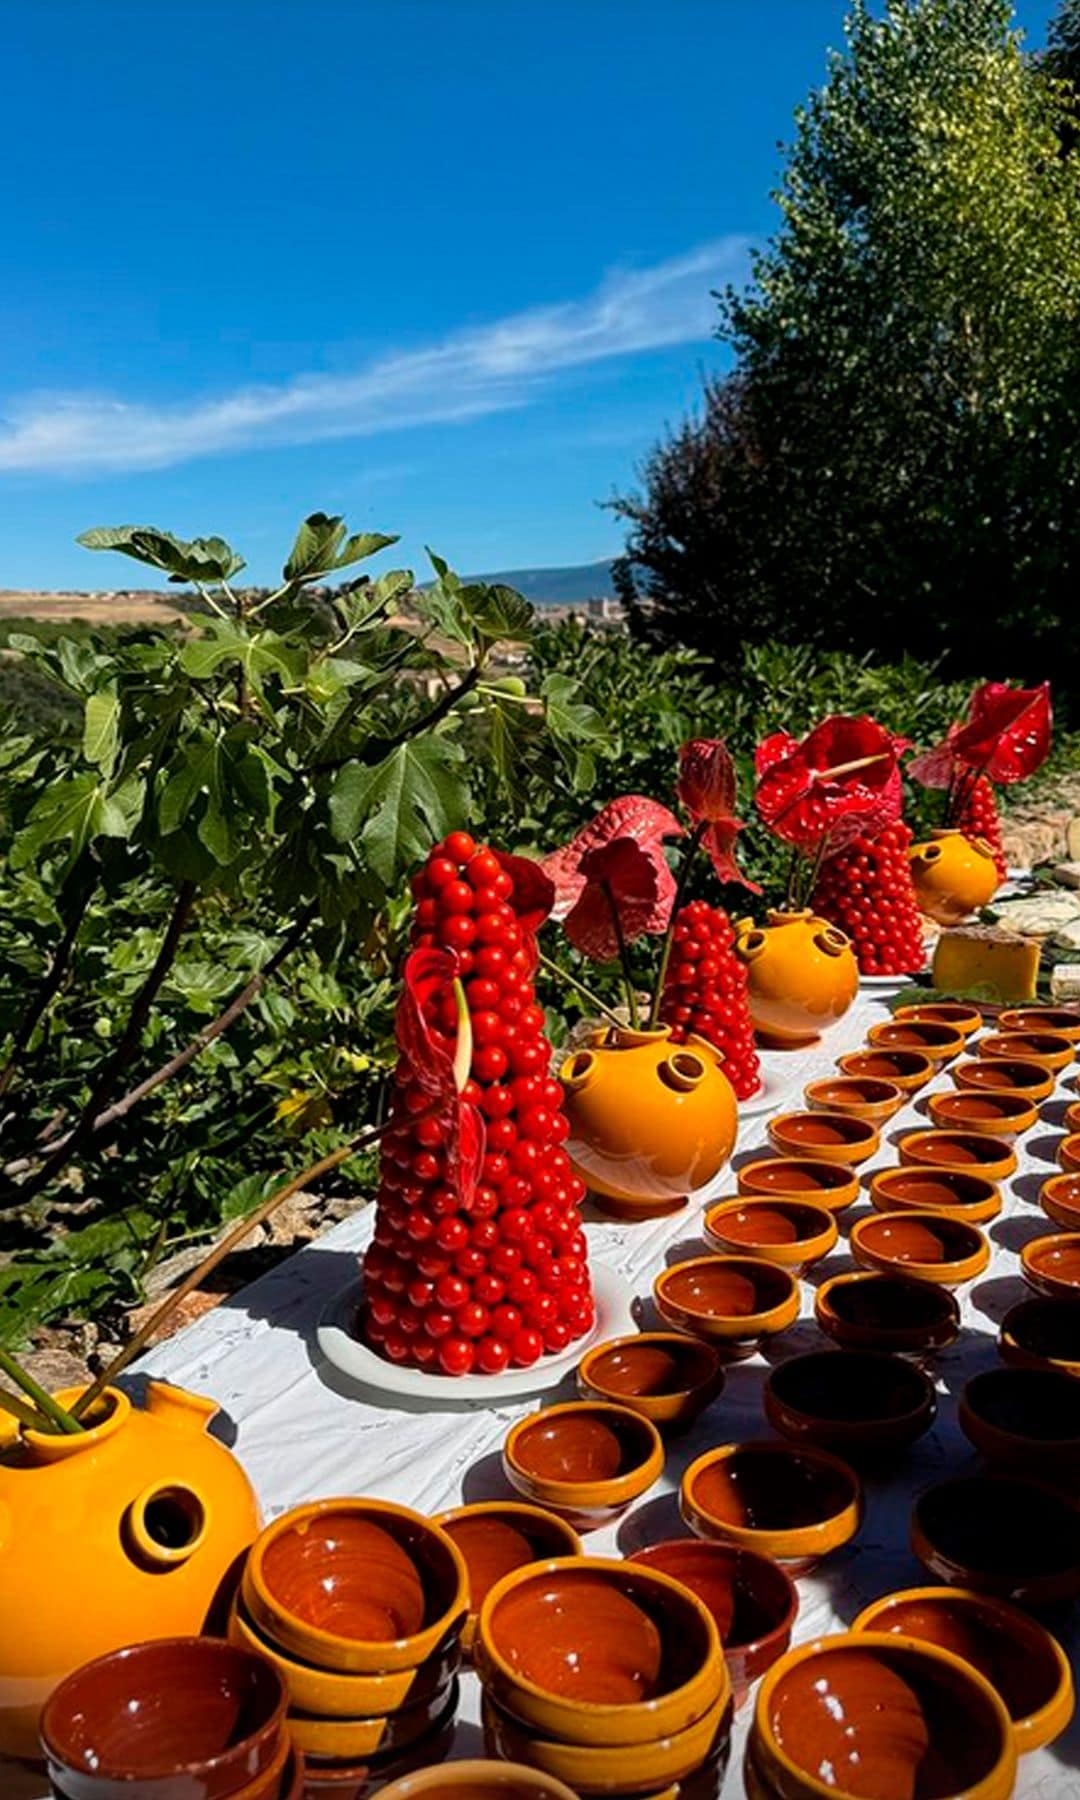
(1054, 920, 1080, 952)
(989, 892, 1080, 937)
(123, 1288, 222, 1345)
(1053, 862, 1080, 890)
(18, 1340, 91, 1393)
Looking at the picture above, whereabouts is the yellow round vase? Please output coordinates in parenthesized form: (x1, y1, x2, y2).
(908, 830, 1000, 926)
(733, 911, 857, 1048)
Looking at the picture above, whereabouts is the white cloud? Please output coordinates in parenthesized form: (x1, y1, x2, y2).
(0, 238, 748, 476)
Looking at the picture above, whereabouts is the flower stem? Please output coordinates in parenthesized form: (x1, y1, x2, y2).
(0, 1386, 50, 1432)
(537, 952, 624, 1029)
(783, 846, 801, 912)
(647, 821, 706, 1030)
(601, 880, 639, 1028)
(0, 1344, 84, 1434)
(802, 836, 831, 911)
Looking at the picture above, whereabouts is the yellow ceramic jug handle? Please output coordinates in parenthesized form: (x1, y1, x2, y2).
(733, 928, 767, 965)
(560, 1049, 598, 1093)
(125, 1478, 210, 1568)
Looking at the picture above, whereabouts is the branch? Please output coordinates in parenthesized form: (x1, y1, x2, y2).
(0, 858, 99, 1103)
(308, 666, 482, 774)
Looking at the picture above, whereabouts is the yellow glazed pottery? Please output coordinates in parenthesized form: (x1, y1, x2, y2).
(0, 1381, 260, 1760)
(560, 1025, 736, 1218)
(732, 910, 857, 1048)
(908, 829, 1000, 925)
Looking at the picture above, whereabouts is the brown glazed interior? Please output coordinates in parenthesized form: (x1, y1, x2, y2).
(844, 1051, 931, 1080)
(630, 1539, 795, 1651)
(742, 1159, 851, 1195)
(511, 1406, 654, 1483)
(809, 1077, 898, 1106)
(958, 1059, 1047, 1091)
(857, 1214, 983, 1265)
(876, 1168, 996, 1209)
(661, 1258, 793, 1318)
(1005, 1008, 1080, 1033)
(768, 1351, 930, 1424)
(775, 1114, 873, 1147)
(690, 1445, 856, 1532)
(1004, 1297, 1080, 1361)
(868, 1595, 1063, 1724)
(826, 1276, 954, 1333)
(260, 1509, 456, 1640)
(932, 1093, 1030, 1125)
(875, 1022, 959, 1050)
(441, 1519, 555, 1615)
(984, 1031, 1070, 1058)
(40, 1637, 284, 1781)
(584, 1337, 717, 1397)
(1028, 1239, 1080, 1287)
(904, 1132, 1010, 1168)
(768, 1641, 1005, 1800)
(964, 1367, 1080, 1443)
(486, 1564, 711, 1704)
(915, 1478, 1080, 1578)
(714, 1202, 828, 1248)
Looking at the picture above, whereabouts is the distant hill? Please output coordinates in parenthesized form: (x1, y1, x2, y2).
(467, 560, 617, 605)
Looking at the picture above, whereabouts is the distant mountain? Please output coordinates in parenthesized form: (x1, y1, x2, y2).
(467, 559, 617, 605)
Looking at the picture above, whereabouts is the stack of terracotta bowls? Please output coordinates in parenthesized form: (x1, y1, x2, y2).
(231, 1499, 466, 1796)
(40, 1636, 301, 1799)
(474, 1555, 733, 1798)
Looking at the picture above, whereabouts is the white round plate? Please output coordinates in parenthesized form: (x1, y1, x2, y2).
(859, 972, 921, 990)
(738, 1068, 796, 1119)
(317, 1263, 634, 1403)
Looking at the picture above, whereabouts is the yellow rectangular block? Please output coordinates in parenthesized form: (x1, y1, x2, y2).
(932, 926, 1039, 1003)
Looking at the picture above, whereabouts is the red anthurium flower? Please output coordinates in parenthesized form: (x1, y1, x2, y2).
(907, 727, 961, 791)
(909, 682, 1052, 789)
(542, 795, 682, 961)
(493, 849, 556, 934)
(677, 737, 760, 892)
(397, 947, 484, 1204)
(755, 715, 908, 854)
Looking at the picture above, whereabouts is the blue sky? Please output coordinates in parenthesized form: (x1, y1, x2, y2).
(2, 0, 1057, 590)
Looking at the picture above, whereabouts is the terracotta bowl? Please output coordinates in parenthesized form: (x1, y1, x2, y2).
(866, 1018, 966, 1065)
(227, 1597, 460, 1719)
(838, 1047, 935, 1093)
(952, 1054, 1055, 1103)
(802, 1074, 904, 1123)
(764, 1348, 936, 1455)
(750, 1631, 1017, 1800)
(297, 1703, 455, 1797)
(766, 1110, 880, 1167)
(433, 1503, 582, 1654)
(474, 1553, 726, 1746)
(898, 1128, 1017, 1184)
(40, 1636, 288, 1800)
(735, 1157, 860, 1213)
(629, 1538, 798, 1712)
(368, 1763, 581, 1800)
(653, 1255, 800, 1358)
(575, 1332, 724, 1431)
(1040, 1171, 1080, 1232)
(852, 1586, 1073, 1756)
(286, 1679, 455, 1762)
(480, 1686, 731, 1795)
(1021, 1233, 1080, 1302)
(1059, 1133, 1080, 1174)
(978, 1029, 1075, 1071)
(959, 1366, 1080, 1478)
(679, 1440, 862, 1575)
(1000, 1005, 1080, 1042)
(702, 1197, 838, 1273)
(999, 1295, 1080, 1377)
(869, 1165, 1001, 1226)
(911, 1474, 1080, 1606)
(502, 1401, 664, 1531)
(1066, 1099, 1080, 1135)
(927, 1089, 1038, 1139)
(815, 1271, 959, 1360)
(894, 1001, 983, 1036)
(241, 1498, 468, 1675)
(850, 1210, 990, 1288)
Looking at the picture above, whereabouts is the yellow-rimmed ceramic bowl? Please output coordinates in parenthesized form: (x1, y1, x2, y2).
(679, 1439, 862, 1575)
(978, 1030, 1074, 1072)
(870, 1165, 1001, 1226)
(736, 1157, 860, 1213)
(653, 1255, 800, 1358)
(898, 1128, 1017, 1185)
(838, 1048, 935, 1093)
(866, 1019, 965, 1065)
(703, 1196, 838, 1273)
(803, 1075, 904, 1123)
(952, 1055, 1055, 1103)
(927, 1089, 1038, 1139)
(767, 1110, 879, 1167)
(575, 1332, 724, 1431)
(850, 1210, 990, 1288)
(502, 1402, 663, 1531)
(894, 1002, 983, 1037)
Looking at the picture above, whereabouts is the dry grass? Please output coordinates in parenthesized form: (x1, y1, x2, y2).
(0, 591, 189, 627)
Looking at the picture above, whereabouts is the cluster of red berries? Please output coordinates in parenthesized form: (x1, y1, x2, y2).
(362, 831, 594, 1378)
(957, 774, 1007, 883)
(659, 900, 761, 1099)
(813, 822, 926, 976)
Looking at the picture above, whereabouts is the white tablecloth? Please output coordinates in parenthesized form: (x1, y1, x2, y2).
(12, 991, 1080, 1798)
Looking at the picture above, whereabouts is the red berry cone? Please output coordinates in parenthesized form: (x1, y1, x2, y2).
(362, 832, 594, 1377)
(659, 899, 761, 1100)
(957, 774, 1007, 883)
(813, 822, 926, 977)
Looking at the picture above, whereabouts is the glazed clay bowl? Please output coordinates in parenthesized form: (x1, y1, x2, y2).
(285, 1679, 454, 1762)
(1059, 1133, 1080, 1174)
(952, 1055, 1055, 1103)
(736, 1157, 860, 1213)
(1000, 1005, 1080, 1042)
(838, 1048, 935, 1094)
(750, 1631, 1017, 1800)
(803, 1074, 904, 1124)
(1065, 1099, 1080, 1134)
(927, 1089, 1039, 1140)
(480, 1686, 731, 1795)
(502, 1401, 663, 1530)
(653, 1255, 800, 1358)
(766, 1110, 879, 1168)
(911, 1474, 1080, 1606)
(679, 1440, 862, 1575)
(814, 1272, 959, 1360)
(433, 1502, 582, 1654)
(241, 1498, 468, 1674)
(897, 1128, 1017, 1185)
(959, 1366, 1080, 1477)
(227, 1595, 459, 1718)
(575, 1332, 724, 1430)
(1000, 1296, 1080, 1376)
(1021, 1233, 1080, 1302)
(1040, 1172, 1080, 1232)
(850, 1210, 990, 1289)
(763, 1348, 936, 1455)
(866, 1018, 966, 1065)
(368, 1762, 581, 1800)
(474, 1553, 725, 1746)
(870, 1165, 1001, 1226)
(629, 1538, 798, 1711)
(978, 1029, 1075, 1071)
(40, 1636, 287, 1800)
(894, 1001, 983, 1037)
(702, 1197, 838, 1273)
(851, 1586, 1074, 1756)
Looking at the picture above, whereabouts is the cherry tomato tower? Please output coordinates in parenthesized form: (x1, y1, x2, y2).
(812, 821, 926, 977)
(659, 899, 761, 1100)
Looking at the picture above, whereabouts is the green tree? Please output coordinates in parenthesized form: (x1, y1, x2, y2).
(614, 0, 1080, 694)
